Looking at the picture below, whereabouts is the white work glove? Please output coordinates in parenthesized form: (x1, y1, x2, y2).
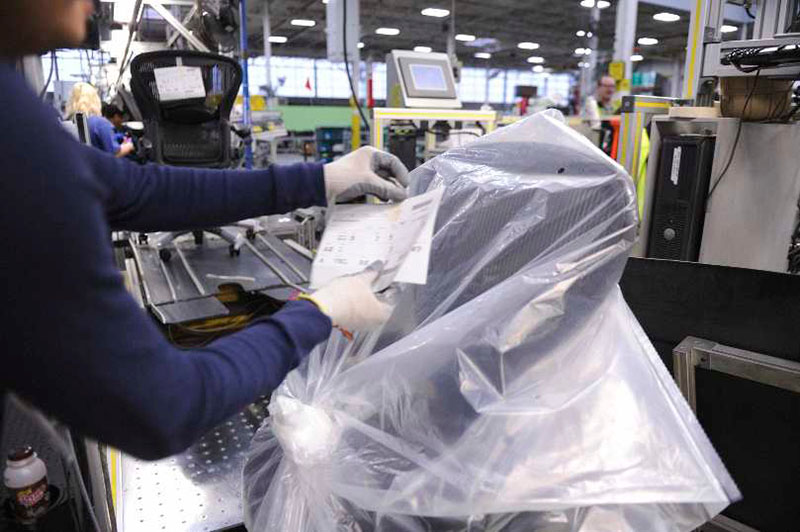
(323, 146, 409, 203)
(303, 267, 392, 332)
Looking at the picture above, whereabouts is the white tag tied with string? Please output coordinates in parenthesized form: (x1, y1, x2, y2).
(310, 187, 444, 291)
(153, 66, 206, 102)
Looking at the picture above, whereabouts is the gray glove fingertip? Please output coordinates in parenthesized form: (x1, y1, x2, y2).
(373, 151, 411, 186)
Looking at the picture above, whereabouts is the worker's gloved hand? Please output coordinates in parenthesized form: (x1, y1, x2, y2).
(323, 146, 409, 203)
(304, 265, 392, 332)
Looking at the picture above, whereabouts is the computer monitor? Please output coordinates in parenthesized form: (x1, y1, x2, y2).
(386, 50, 461, 108)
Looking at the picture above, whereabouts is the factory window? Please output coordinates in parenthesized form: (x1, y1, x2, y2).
(459, 67, 487, 103)
(242, 56, 576, 107)
(315, 59, 355, 99)
(371, 63, 387, 102)
(487, 70, 506, 104)
(249, 56, 316, 98)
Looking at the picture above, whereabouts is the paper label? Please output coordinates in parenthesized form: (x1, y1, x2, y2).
(670, 146, 682, 186)
(153, 66, 206, 102)
(310, 187, 444, 291)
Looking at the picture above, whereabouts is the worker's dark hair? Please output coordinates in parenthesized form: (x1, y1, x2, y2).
(102, 102, 123, 118)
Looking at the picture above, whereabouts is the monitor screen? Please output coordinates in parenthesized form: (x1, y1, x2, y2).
(409, 63, 448, 92)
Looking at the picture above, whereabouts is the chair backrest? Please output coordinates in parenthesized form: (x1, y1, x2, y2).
(130, 50, 242, 168)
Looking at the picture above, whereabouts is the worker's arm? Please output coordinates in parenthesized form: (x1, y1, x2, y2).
(80, 144, 327, 233)
(0, 66, 336, 459)
(1, 164, 332, 459)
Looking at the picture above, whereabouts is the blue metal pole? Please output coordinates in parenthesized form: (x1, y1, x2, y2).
(238, 0, 253, 169)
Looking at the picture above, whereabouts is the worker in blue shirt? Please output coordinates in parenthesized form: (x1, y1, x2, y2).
(102, 102, 129, 145)
(0, 0, 408, 460)
(66, 81, 135, 157)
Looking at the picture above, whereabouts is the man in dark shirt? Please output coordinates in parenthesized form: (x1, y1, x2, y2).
(0, 0, 408, 459)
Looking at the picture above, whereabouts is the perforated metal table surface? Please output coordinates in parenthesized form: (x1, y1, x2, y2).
(114, 399, 269, 532)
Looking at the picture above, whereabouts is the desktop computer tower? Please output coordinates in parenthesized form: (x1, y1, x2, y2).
(647, 135, 716, 261)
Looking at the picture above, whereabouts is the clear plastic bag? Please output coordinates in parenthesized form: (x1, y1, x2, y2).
(243, 111, 740, 531)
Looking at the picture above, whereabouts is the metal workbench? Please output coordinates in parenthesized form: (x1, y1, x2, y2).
(110, 400, 269, 532)
(92, 221, 315, 532)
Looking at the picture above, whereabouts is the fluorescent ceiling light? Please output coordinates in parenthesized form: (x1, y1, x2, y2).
(575, 47, 586, 55)
(578, 61, 586, 68)
(268, 36, 288, 43)
(721, 24, 738, 33)
(653, 12, 680, 22)
(518, 42, 539, 50)
(527, 56, 544, 64)
(474, 52, 491, 59)
(581, 0, 610, 7)
(584, 48, 592, 55)
(587, 31, 593, 37)
(576, 30, 586, 37)
(375, 27, 400, 35)
(290, 19, 316, 27)
(455, 33, 476, 42)
(358, 41, 365, 48)
(421, 7, 450, 17)
(638, 37, 659, 45)
(532, 65, 544, 73)
(414, 46, 432, 53)
(631, 54, 644, 62)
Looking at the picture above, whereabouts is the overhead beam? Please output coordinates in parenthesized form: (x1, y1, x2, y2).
(165, 4, 197, 48)
(147, 1, 210, 52)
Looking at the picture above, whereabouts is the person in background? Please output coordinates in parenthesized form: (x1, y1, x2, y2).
(583, 75, 618, 130)
(0, 0, 408, 460)
(102, 102, 137, 159)
(102, 102, 126, 138)
(66, 82, 134, 157)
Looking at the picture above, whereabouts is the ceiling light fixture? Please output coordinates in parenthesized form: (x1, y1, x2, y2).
(375, 27, 400, 35)
(631, 54, 644, 62)
(532, 65, 544, 73)
(576, 30, 586, 37)
(721, 24, 738, 33)
(414, 46, 432, 53)
(581, 0, 610, 7)
(455, 33, 476, 42)
(357, 41, 365, 48)
(268, 36, 288, 43)
(475, 52, 491, 59)
(517, 42, 540, 50)
(527, 56, 545, 63)
(290, 19, 316, 27)
(421, 7, 450, 17)
(637, 37, 659, 45)
(653, 12, 680, 22)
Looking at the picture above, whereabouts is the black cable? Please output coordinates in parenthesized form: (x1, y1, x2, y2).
(745, 5, 756, 20)
(342, 0, 370, 133)
(706, 68, 761, 204)
(419, 127, 482, 137)
(39, 50, 56, 99)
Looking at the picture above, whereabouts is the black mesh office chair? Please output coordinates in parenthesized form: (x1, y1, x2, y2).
(130, 50, 254, 259)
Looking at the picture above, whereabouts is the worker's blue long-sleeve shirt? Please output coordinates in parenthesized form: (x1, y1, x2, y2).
(88, 115, 121, 154)
(0, 63, 332, 460)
